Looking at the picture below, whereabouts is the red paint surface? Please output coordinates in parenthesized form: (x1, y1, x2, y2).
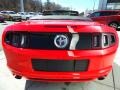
(2, 20, 119, 82)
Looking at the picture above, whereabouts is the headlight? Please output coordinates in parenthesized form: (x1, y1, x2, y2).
(5, 32, 29, 48)
(93, 33, 116, 49)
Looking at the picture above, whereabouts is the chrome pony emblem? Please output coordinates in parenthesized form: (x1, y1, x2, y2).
(54, 35, 69, 48)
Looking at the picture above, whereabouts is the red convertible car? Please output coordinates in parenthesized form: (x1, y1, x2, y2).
(2, 15, 119, 82)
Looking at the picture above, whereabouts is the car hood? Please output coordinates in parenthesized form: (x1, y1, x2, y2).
(5, 20, 116, 33)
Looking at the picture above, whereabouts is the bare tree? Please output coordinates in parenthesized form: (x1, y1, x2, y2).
(0, 0, 70, 12)
(0, 0, 19, 12)
(43, 1, 70, 11)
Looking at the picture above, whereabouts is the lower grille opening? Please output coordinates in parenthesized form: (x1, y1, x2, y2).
(32, 59, 89, 72)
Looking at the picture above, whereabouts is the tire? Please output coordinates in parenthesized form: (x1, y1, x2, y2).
(0, 20, 4, 23)
(26, 17, 29, 20)
(18, 19, 22, 22)
(19, 19, 22, 22)
(109, 22, 119, 29)
(2, 20, 5, 23)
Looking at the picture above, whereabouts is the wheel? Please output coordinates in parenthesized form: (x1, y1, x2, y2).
(18, 19, 22, 22)
(0, 20, 4, 23)
(26, 17, 29, 20)
(109, 22, 119, 29)
(2, 20, 5, 23)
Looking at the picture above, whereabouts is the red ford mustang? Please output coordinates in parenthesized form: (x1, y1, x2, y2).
(2, 15, 119, 82)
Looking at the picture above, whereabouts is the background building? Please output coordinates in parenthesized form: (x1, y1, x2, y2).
(99, 0, 120, 10)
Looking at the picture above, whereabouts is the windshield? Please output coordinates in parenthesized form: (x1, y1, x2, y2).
(8, 11, 16, 14)
(27, 12, 35, 15)
(0, 11, 16, 14)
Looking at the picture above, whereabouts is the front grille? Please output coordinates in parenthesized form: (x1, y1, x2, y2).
(76, 34, 92, 49)
(28, 33, 92, 50)
(29, 33, 72, 50)
(32, 59, 89, 72)
(5, 32, 94, 50)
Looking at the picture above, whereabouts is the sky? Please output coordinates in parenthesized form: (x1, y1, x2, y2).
(42, 0, 99, 12)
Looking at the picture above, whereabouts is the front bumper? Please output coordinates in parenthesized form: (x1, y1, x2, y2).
(3, 44, 117, 82)
(11, 66, 112, 82)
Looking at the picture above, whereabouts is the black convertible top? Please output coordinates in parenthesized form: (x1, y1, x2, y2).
(30, 15, 92, 21)
(42, 10, 79, 16)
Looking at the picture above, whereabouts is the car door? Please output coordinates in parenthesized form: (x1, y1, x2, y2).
(106, 11, 120, 24)
(90, 12, 108, 25)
